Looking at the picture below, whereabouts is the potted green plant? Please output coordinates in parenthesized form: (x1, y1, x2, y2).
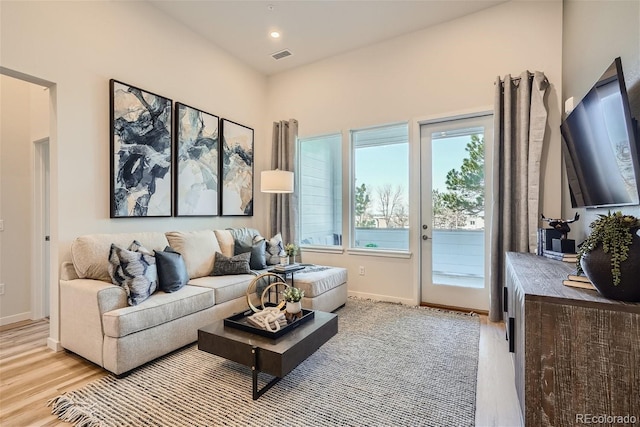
(577, 211, 640, 301)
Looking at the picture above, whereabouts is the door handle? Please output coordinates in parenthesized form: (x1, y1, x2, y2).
(422, 235, 429, 240)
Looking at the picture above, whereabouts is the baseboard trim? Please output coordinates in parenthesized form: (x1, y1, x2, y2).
(420, 302, 488, 316)
(348, 290, 415, 306)
(0, 311, 32, 327)
(47, 337, 63, 352)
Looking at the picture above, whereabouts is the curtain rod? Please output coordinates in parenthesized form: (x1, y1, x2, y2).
(493, 71, 534, 86)
(496, 72, 533, 85)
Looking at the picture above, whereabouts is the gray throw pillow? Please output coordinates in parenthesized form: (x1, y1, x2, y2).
(212, 252, 251, 276)
(155, 246, 189, 293)
(234, 239, 267, 270)
(108, 240, 158, 306)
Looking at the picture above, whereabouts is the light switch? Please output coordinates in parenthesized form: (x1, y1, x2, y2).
(564, 97, 575, 114)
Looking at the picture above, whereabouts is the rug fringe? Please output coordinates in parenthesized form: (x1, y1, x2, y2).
(47, 395, 102, 427)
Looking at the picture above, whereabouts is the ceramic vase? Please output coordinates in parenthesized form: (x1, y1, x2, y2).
(286, 301, 302, 314)
(285, 301, 303, 323)
(580, 229, 640, 302)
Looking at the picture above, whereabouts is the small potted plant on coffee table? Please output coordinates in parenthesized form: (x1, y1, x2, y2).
(282, 286, 304, 322)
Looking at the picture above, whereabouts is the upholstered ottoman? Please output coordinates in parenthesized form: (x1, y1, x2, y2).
(288, 265, 348, 313)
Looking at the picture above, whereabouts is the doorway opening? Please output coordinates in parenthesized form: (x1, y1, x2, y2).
(420, 113, 493, 312)
(0, 69, 53, 327)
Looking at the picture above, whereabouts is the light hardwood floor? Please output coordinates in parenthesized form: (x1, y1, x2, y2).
(1, 317, 523, 427)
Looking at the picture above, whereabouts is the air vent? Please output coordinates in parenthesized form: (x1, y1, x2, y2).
(271, 49, 292, 60)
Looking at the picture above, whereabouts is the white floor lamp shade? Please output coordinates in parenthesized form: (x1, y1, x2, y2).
(261, 169, 294, 193)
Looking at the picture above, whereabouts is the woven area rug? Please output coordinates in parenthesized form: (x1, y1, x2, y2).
(49, 298, 480, 426)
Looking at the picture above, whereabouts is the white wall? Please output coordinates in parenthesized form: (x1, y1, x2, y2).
(0, 1, 268, 344)
(30, 84, 49, 142)
(0, 76, 32, 323)
(267, 0, 564, 304)
(0, 75, 48, 325)
(562, 0, 640, 240)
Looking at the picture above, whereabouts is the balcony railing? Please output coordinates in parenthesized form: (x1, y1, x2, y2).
(354, 228, 484, 286)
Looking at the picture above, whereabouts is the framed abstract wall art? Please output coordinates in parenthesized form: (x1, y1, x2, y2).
(110, 79, 172, 217)
(220, 119, 254, 216)
(174, 103, 220, 216)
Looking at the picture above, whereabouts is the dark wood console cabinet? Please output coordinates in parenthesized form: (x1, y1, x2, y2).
(504, 252, 640, 426)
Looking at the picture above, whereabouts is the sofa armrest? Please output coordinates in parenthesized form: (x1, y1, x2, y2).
(60, 278, 127, 367)
(60, 261, 79, 280)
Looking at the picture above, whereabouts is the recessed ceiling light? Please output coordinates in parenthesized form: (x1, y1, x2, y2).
(270, 31, 281, 39)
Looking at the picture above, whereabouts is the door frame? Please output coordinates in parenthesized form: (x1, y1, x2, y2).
(418, 111, 493, 311)
(32, 137, 50, 319)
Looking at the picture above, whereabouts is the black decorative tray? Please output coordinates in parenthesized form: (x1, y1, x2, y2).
(224, 307, 315, 339)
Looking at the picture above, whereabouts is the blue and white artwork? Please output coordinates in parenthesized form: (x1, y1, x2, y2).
(175, 103, 219, 216)
(221, 119, 253, 216)
(110, 80, 172, 217)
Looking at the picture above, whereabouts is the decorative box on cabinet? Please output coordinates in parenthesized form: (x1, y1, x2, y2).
(504, 252, 640, 426)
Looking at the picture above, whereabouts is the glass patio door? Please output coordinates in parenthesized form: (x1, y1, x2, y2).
(420, 114, 492, 311)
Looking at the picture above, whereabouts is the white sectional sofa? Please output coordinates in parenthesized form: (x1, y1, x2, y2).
(59, 228, 347, 375)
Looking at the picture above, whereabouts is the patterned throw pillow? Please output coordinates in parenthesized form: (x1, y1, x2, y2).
(262, 233, 285, 265)
(212, 252, 251, 276)
(108, 240, 158, 306)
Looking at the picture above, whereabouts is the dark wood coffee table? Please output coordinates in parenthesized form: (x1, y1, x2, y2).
(198, 310, 338, 400)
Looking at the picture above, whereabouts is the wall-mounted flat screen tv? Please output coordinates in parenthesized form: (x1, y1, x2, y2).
(560, 57, 640, 208)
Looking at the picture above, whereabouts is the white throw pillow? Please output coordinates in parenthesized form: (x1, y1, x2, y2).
(166, 230, 221, 279)
(260, 233, 285, 265)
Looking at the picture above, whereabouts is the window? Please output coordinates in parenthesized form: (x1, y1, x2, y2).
(298, 133, 342, 247)
(351, 123, 409, 250)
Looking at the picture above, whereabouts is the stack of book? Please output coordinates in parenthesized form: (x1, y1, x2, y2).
(272, 263, 304, 272)
(542, 249, 578, 263)
(562, 272, 595, 290)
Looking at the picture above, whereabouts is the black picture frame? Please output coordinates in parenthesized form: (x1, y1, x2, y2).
(174, 103, 220, 216)
(220, 118, 254, 216)
(110, 79, 172, 217)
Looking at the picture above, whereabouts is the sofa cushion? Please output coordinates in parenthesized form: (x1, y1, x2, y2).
(108, 241, 158, 306)
(289, 266, 348, 298)
(234, 240, 267, 270)
(229, 227, 262, 247)
(102, 285, 215, 338)
(189, 274, 255, 304)
(165, 230, 221, 279)
(155, 246, 189, 293)
(213, 229, 235, 258)
(212, 252, 251, 276)
(72, 232, 169, 282)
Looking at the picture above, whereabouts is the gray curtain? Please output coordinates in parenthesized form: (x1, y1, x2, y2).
(489, 71, 548, 321)
(270, 119, 299, 246)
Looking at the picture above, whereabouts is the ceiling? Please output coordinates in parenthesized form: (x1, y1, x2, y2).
(149, 0, 505, 76)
